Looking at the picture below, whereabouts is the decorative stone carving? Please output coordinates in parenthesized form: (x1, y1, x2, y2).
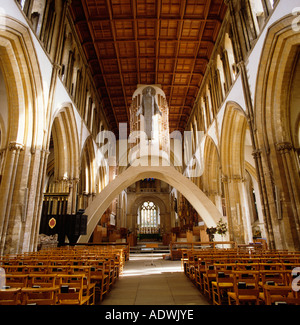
(37, 234, 58, 250)
(252, 149, 262, 159)
(8, 142, 24, 151)
(276, 142, 293, 154)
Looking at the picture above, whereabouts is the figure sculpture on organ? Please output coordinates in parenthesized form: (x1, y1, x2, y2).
(136, 86, 162, 140)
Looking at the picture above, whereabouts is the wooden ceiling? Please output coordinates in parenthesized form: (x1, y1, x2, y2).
(70, 0, 227, 135)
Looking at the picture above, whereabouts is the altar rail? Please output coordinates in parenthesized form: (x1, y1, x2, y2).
(170, 241, 237, 260)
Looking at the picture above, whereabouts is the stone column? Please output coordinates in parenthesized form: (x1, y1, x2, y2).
(67, 178, 79, 215)
(160, 213, 171, 234)
(0, 142, 24, 255)
(223, 175, 249, 244)
(239, 178, 254, 243)
(276, 142, 300, 246)
(221, 176, 234, 241)
(126, 214, 134, 233)
(226, 0, 276, 249)
(30, 148, 50, 252)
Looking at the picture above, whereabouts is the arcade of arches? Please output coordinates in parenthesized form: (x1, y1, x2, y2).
(0, 0, 300, 257)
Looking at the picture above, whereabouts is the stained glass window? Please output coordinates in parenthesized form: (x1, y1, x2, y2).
(137, 201, 160, 234)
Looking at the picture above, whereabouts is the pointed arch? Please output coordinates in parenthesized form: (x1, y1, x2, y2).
(79, 135, 96, 195)
(203, 136, 221, 198)
(255, 14, 300, 149)
(47, 104, 80, 188)
(0, 17, 44, 149)
(0, 17, 45, 254)
(220, 102, 248, 179)
(78, 165, 223, 242)
(254, 14, 300, 250)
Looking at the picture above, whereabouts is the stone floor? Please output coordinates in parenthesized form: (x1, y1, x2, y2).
(101, 253, 210, 305)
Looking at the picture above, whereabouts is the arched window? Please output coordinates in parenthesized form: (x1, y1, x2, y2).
(137, 201, 160, 234)
(200, 96, 208, 131)
(216, 54, 226, 98)
(249, 0, 265, 34)
(224, 33, 236, 82)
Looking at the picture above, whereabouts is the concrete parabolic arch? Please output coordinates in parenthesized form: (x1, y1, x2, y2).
(78, 165, 222, 243)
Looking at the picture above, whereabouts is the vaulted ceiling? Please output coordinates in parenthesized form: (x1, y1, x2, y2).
(70, 0, 227, 135)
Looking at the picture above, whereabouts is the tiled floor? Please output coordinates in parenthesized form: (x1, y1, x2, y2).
(101, 254, 210, 305)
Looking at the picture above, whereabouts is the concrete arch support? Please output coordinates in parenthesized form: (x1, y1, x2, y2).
(78, 166, 222, 242)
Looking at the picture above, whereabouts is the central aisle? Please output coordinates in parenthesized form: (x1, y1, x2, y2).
(101, 254, 210, 305)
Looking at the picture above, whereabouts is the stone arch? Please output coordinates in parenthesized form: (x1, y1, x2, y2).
(220, 102, 248, 179)
(255, 14, 300, 149)
(46, 104, 80, 190)
(254, 14, 300, 250)
(220, 102, 254, 244)
(78, 136, 97, 209)
(80, 136, 96, 191)
(203, 135, 221, 201)
(0, 17, 44, 149)
(78, 166, 223, 242)
(0, 18, 45, 254)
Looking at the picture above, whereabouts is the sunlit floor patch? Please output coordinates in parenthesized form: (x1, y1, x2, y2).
(121, 253, 183, 276)
(101, 253, 210, 305)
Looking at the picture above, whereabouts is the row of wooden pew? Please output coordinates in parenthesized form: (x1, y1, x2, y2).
(0, 245, 127, 305)
(182, 248, 300, 305)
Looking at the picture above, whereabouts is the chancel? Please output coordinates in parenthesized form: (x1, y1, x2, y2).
(0, 0, 300, 306)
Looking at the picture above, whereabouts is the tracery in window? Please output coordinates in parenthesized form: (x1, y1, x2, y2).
(137, 201, 160, 234)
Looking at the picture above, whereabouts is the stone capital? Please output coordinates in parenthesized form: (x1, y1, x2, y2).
(221, 175, 229, 183)
(8, 142, 24, 152)
(276, 142, 293, 154)
(232, 175, 245, 182)
(252, 149, 261, 159)
(236, 60, 245, 69)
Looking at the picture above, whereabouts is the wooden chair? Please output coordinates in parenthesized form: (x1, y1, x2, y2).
(259, 270, 287, 286)
(228, 271, 260, 305)
(285, 266, 300, 286)
(211, 271, 234, 305)
(181, 250, 189, 271)
(0, 288, 22, 305)
(57, 274, 90, 305)
(5, 274, 28, 288)
(194, 261, 206, 291)
(263, 285, 300, 305)
(23, 265, 49, 275)
(69, 266, 95, 305)
(185, 253, 196, 279)
(235, 263, 260, 271)
(48, 265, 70, 275)
(203, 264, 216, 300)
(258, 270, 288, 303)
(113, 253, 122, 277)
(259, 263, 282, 271)
(90, 265, 109, 303)
(105, 258, 116, 289)
(21, 286, 59, 305)
(2, 265, 26, 274)
(27, 274, 57, 288)
(98, 259, 114, 291)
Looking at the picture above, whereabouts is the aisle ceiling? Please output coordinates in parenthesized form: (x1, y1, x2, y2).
(70, 0, 227, 135)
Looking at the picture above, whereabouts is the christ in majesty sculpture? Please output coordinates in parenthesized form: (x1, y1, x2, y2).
(136, 86, 162, 139)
